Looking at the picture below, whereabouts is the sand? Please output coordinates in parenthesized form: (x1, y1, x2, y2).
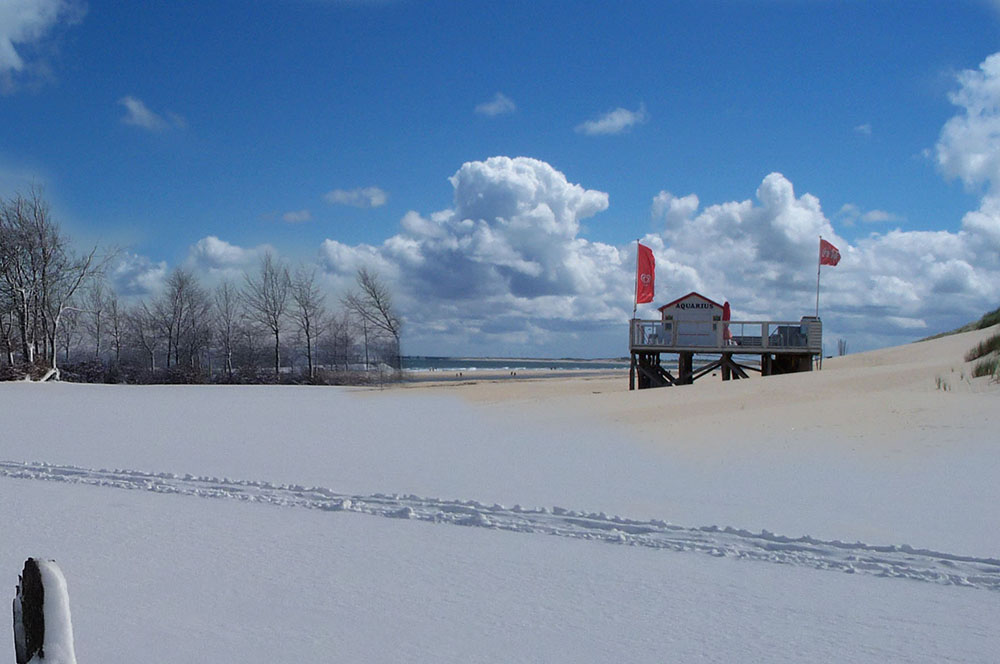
(393, 324, 1000, 456)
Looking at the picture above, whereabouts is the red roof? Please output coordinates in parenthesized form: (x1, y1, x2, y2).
(657, 291, 724, 311)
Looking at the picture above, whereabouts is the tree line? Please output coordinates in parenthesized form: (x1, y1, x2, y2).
(0, 189, 401, 384)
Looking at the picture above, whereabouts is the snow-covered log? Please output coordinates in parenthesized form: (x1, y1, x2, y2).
(13, 558, 76, 664)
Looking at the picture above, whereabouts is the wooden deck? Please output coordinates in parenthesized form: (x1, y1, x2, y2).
(628, 317, 822, 389)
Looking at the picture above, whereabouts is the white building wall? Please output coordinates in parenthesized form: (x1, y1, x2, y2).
(661, 295, 723, 347)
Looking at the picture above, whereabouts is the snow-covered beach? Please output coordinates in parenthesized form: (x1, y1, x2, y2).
(2, 326, 999, 662)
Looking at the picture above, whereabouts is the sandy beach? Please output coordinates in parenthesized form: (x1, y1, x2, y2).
(394, 325, 1000, 457)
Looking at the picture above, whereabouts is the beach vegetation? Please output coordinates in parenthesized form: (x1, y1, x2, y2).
(971, 356, 1000, 379)
(978, 307, 1000, 330)
(964, 332, 1000, 362)
(925, 305, 1000, 340)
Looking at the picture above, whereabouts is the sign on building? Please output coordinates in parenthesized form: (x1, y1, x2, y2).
(658, 292, 724, 347)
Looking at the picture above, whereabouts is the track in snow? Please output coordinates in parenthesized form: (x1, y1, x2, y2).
(3, 459, 999, 592)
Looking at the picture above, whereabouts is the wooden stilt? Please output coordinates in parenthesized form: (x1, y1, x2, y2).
(678, 352, 693, 384)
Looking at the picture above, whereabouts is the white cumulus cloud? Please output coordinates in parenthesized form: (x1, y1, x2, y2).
(324, 186, 388, 208)
(301, 147, 999, 355)
(475, 92, 516, 117)
(575, 104, 648, 136)
(110, 253, 168, 296)
(316, 156, 625, 355)
(646, 168, 998, 350)
(187, 236, 269, 276)
(172, 51, 1000, 356)
(936, 52, 1000, 251)
(162, 152, 1000, 356)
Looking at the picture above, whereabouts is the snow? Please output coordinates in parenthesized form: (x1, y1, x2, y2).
(32, 560, 76, 664)
(1, 372, 999, 661)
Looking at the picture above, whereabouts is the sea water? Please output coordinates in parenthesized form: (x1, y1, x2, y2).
(401, 357, 630, 372)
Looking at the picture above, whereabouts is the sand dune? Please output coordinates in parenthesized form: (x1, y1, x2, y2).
(401, 325, 1000, 456)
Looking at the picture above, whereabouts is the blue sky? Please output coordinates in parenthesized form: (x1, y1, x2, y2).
(3, 0, 1000, 356)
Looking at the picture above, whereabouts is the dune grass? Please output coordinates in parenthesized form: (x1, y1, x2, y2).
(972, 355, 1000, 379)
(924, 305, 1000, 341)
(964, 332, 1000, 362)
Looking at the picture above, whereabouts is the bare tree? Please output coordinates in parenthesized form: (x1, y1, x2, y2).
(323, 310, 355, 371)
(291, 268, 327, 380)
(214, 280, 241, 379)
(83, 280, 109, 360)
(58, 305, 82, 363)
(0, 188, 105, 378)
(126, 302, 162, 372)
(107, 290, 125, 366)
(235, 313, 267, 375)
(0, 301, 14, 366)
(153, 268, 211, 370)
(242, 253, 291, 377)
(344, 267, 401, 371)
(177, 288, 213, 372)
(0, 191, 43, 365)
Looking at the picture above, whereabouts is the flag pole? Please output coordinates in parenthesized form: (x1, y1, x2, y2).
(815, 235, 822, 317)
(633, 238, 640, 318)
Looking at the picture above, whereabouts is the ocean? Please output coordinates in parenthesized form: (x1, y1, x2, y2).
(401, 356, 630, 372)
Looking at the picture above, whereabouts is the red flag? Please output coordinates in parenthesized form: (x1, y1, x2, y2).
(636, 243, 655, 304)
(819, 238, 841, 266)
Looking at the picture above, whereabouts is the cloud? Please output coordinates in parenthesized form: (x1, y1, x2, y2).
(836, 204, 903, 226)
(187, 236, 269, 276)
(836, 203, 861, 225)
(575, 103, 648, 135)
(860, 209, 903, 224)
(0, 0, 84, 90)
(304, 150, 1000, 355)
(119, 96, 186, 131)
(933, 52, 1000, 251)
(282, 209, 312, 223)
(324, 186, 388, 208)
(165, 53, 1000, 356)
(644, 171, 998, 350)
(652, 191, 699, 227)
(149, 149, 998, 357)
(854, 123, 873, 136)
(110, 253, 168, 296)
(475, 92, 516, 117)
(316, 156, 623, 355)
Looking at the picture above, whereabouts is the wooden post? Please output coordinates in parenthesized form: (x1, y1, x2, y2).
(678, 352, 693, 385)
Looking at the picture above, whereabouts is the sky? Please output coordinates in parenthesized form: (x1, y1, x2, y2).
(2, 0, 1000, 357)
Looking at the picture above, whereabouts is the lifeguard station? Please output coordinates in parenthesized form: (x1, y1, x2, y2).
(629, 292, 822, 390)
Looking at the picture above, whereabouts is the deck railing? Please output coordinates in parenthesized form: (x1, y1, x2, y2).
(630, 317, 822, 353)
